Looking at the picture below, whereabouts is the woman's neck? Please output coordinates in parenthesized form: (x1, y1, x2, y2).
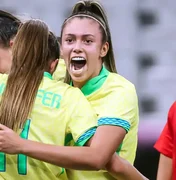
(72, 81, 85, 89)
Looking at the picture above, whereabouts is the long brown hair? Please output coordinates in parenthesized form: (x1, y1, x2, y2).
(61, 0, 117, 84)
(0, 19, 60, 131)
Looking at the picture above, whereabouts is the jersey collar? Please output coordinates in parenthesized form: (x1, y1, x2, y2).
(80, 66, 109, 96)
(44, 72, 53, 80)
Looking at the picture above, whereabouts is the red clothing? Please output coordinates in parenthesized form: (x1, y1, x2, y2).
(154, 102, 176, 179)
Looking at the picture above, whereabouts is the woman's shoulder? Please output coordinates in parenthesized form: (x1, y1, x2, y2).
(107, 72, 136, 91)
(0, 73, 8, 81)
(52, 59, 66, 82)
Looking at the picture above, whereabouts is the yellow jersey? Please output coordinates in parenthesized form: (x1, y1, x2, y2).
(0, 72, 97, 180)
(52, 59, 66, 82)
(66, 66, 139, 180)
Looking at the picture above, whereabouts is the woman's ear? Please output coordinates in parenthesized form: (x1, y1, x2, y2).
(50, 59, 59, 74)
(100, 42, 109, 58)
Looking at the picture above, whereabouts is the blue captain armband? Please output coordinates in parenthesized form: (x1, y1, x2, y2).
(75, 127, 97, 146)
(98, 117, 131, 132)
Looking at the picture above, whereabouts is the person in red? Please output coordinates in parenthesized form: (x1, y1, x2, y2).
(154, 102, 176, 180)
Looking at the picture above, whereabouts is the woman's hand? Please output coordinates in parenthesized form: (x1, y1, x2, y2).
(0, 124, 23, 154)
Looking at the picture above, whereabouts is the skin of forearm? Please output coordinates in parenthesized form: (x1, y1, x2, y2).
(105, 154, 149, 180)
(20, 139, 108, 170)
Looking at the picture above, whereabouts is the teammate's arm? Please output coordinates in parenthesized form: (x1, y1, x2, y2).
(0, 124, 148, 179)
(0, 124, 148, 180)
(105, 154, 149, 180)
(0, 120, 124, 171)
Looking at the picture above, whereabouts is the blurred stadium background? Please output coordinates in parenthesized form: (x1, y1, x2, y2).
(1, 0, 176, 179)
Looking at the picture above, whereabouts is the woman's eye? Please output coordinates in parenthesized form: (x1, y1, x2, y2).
(66, 39, 73, 43)
(85, 40, 92, 44)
